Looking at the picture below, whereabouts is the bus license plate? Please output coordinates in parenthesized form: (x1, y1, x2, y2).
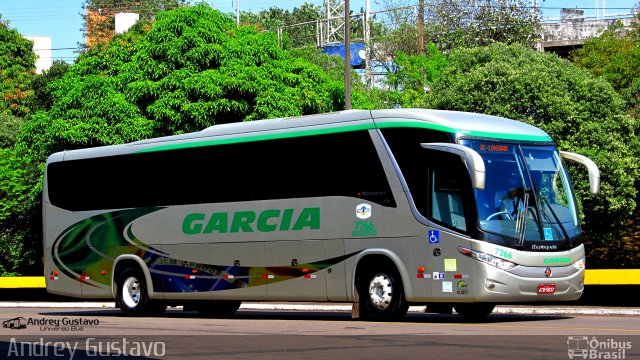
(537, 284, 556, 294)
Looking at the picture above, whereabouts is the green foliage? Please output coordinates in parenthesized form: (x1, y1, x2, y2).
(288, 46, 375, 109)
(0, 18, 36, 117)
(425, 44, 640, 266)
(384, 43, 448, 105)
(29, 60, 71, 112)
(242, 2, 323, 49)
(19, 4, 346, 160)
(424, 0, 541, 51)
(378, 0, 541, 55)
(571, 21, 640, 115)
(0, 113, 24, 148)
(0, 148, 41, 275)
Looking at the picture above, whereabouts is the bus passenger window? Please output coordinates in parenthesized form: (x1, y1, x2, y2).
(430, 171, 466, 232)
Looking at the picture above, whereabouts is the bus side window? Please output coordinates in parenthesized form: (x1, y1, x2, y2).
(430, 170, 466, 232)
(428, 154, 475, 235)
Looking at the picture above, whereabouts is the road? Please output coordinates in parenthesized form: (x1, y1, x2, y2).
(0, 306, 638, 359)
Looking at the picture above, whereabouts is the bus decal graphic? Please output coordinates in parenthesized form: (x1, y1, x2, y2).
(51, 207, 361, 292)
(51, 207, 166, 288)
(148, 251, 361, 293)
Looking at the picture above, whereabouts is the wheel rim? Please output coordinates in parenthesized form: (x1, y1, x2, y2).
(368, 274, 393, 311)
(122, 276, 141, 309)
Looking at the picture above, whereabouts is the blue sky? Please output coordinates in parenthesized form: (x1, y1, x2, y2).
(0, 1, 637, 64)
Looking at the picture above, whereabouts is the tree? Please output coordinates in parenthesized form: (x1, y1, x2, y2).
(0, 17, 36, 117)
(82, 0, 186, 48)
(377, 0, 541, 54)
(241, 3, 326, 49)
(29, 60, 71, 112)
(571, 20, 640, 117)
(383, 43, 448, 105)
(424, 44, 640, 267)
(424, 0, 541, 51)
(20, 4, 348, 159)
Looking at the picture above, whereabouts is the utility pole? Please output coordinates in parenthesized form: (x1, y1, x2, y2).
(365, 0, 371, 89)
(236, 0, 240, 26)
(344, 0, 351, 110)
(417, 0, 424, 54)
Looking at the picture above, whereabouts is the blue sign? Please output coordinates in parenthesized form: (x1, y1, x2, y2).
(428, 230, 440, 244)
(543, 227, 554, 241)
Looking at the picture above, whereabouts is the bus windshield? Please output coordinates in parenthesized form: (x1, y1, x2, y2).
(461, 140, 581, 247)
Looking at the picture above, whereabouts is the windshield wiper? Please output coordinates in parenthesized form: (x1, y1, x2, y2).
(516, 191, 529, 248)
(517, 146, 545, 244)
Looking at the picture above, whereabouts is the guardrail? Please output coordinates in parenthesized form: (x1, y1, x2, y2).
(0, 270, 639, 288)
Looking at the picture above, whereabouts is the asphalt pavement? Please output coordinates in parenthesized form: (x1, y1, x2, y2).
(0, 301, 638, 316)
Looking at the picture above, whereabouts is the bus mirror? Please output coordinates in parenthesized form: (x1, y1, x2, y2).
(560, 151, 600, 194)
(421, 143, 486, 190)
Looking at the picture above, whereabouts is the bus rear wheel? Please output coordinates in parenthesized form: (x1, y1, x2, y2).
(454, 303, 495, 321)
(116, 267, 165, 316)
(357, 266, 408, 321)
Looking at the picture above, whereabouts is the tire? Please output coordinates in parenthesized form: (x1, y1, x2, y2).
(194, 300, 242, 317)
(357, 266, 408, 321)
(116, 267, 165, 316)
(454, 303, 495, 321)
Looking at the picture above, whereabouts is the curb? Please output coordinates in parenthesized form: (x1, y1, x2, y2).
(0, 302, 638, 316)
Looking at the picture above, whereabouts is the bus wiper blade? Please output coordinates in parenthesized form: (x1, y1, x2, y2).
(516, 192, 529, 248)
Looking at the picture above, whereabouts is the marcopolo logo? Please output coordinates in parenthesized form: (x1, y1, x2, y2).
(567, 336, 632, 359)
(183, 207, 320, 234)
(3, 317, 99, 332)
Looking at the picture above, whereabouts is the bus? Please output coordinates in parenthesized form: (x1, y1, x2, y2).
(43, 109, 600, 320)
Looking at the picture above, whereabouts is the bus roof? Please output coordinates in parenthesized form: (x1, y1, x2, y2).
(52, 109, 552, 161)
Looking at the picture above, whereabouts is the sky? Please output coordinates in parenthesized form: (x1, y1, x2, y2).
(0, 0, 638, 64)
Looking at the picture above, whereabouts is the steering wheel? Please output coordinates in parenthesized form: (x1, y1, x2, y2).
(486, 211, 513, 221)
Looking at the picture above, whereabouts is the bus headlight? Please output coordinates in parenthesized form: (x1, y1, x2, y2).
(573, 258, 586, 270)
(458, 247, 517, 271)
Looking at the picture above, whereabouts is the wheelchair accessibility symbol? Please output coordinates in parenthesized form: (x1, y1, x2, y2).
(543, 227, 554, 241)
(428, 230, 440, 244)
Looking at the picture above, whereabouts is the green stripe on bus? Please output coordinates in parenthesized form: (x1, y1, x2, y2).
(375, 121, 552, 142)
(135, 123, 375, 153)
(135, 120, 552, 153)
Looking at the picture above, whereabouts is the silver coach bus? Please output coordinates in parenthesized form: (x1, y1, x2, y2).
(43, 109, 600, 320)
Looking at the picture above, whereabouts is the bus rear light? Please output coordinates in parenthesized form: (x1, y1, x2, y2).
(184, 275, 195, 280)
(262, 274, 275, 279)
(417, 267, 425, 273)
(52, 271, 59, 276)
(417, 274, 425, 279)
(302, 268, 309, 273)
(101, 271, 107, 276)
(191, 269, 198, 274)
(304, 274, 317, 279)
(81, 275, 90, 280)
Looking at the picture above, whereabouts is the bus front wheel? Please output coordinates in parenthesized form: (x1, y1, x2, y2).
(116, 267, 165, 316)
(454, 303, 495, 321)
(357, 266, 408, 321)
